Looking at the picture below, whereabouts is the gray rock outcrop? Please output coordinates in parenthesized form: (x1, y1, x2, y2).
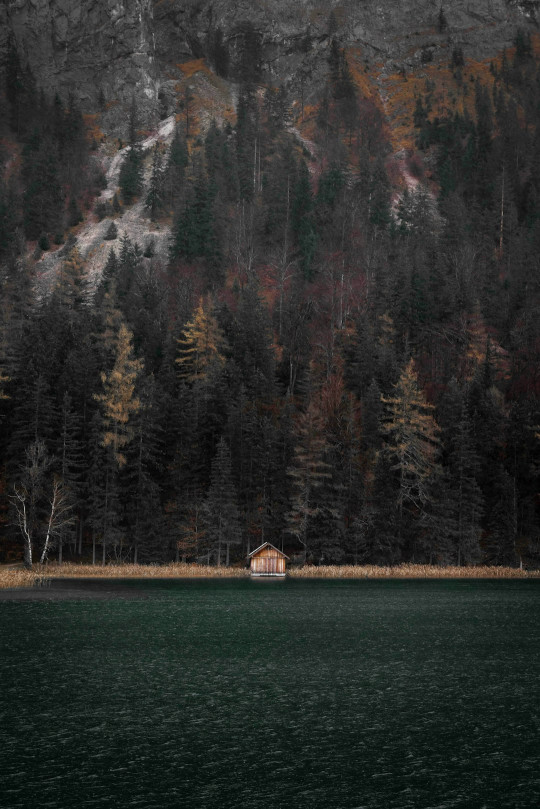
(1, 0, 535, 133)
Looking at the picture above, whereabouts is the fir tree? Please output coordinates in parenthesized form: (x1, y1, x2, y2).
(291, 160, 317, 279)
(54, 392, 85, 561)
(165, 125, 188, 209)
(94, 320, 143, 468)
(176, 299, 227, 384)
(381, 359, 440, 551)
(287, 399, 331, 564)
(202, 437, 241, 566)
(119, 145, 144, 205)
(145, 146, 165, 221)
(124, 375, 167, 563)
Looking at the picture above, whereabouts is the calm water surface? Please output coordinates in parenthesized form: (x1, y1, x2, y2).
(1, 579, 539, 809)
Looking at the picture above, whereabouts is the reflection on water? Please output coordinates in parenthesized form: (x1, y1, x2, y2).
(1, 579, 539, 809)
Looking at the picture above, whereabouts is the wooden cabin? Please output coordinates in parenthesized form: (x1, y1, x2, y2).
(248, 542, 289, 577)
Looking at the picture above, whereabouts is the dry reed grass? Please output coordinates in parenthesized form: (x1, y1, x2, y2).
(1, 562, 539, 590)
(0, 563, 249, 589)
(289, 564, 540, 579)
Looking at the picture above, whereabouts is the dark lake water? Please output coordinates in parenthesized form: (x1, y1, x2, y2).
(1, 578, 539, 809)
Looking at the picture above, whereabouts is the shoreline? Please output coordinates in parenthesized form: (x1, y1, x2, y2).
(1, 562, 539, 593)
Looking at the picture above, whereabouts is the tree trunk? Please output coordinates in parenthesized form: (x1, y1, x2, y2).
(78, 518, 83, 555)
(23, 536, 32, 570)
(92, 533, 96, 566)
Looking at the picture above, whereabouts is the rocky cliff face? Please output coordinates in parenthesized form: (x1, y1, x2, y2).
(1, 0, 537, 132)
(2, 0, 158, 129)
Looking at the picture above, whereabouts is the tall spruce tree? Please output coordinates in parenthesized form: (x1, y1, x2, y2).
(202, 437, 241, 566)
(176, 299, 227, 384)
(287, 399, 331, 564)
(381, 358, 440, 552)
(94, 320, 143, 469)
(145, 146, 165, 221)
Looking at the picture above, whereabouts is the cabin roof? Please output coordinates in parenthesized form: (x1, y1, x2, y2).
(247, 542, 290, 560)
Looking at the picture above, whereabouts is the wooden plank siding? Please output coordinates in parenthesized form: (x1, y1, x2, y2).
(248, 542, 288, 577)
(251, 556, 286, 575)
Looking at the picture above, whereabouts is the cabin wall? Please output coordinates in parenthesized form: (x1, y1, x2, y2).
(256, 547, 282, 558)
(250, 556, 286, 575)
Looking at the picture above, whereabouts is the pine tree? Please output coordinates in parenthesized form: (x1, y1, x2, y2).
(145, 146, 165, 221)
(87, 411, 124, 564)
(209, 27, 230, 78)
(229, 282, 276, 399)
(291, 160, 317, 279)
(381, 358, 440, 551)
(438, 386, 484, 564)
(170, 169, 221, 265)
(287, 400, 331, 564)
(237, 21, 263, 84)
(119, 145, 144, 205)
(202, 437, 241, 565)
(54, 392, 85, 561)
(124, 375, 167, 562)
(369, 156, 392, 228)
(235, 85, 259, 201)
(175, 298, 227, 383)
(54, 247, 86, 312)
(358, 452, 400, 564)
(94, 320, 143, 468)
(165, 125, 188, 209)
(7, 371, 57, 473)
(438, 7, 448, 34)
(0, 176, 19, 258)
(22, 134, 64, 239)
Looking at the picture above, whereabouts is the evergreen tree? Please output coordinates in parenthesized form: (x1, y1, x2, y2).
(124, 375, 167, 562)
(438, 383, 484, 565)
(87, 411, 124, 564)
(202, 437, 241, 565)
(170, 170, 221, 265)
(237, 21, 263, 84)
(119, 145, 144, 205)
(54, 392, 85, 561)
(235, 84, 260, 201)
(145, 146, 165, 221)
(287, 399, 331, 564)
(176, 299, 227, 383)
(165, 125, 188, 209)
(53, 247, 86, 313)
(94, 320, 143, 468)
(291, 160, 317, 279)
(209, 27, 230, 78)
(381, 359, 440, 552)
(22, 134, 64, 239)
(7, 371, 57, 473)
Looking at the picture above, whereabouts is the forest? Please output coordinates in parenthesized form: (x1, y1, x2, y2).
(1, 26, 539, 570)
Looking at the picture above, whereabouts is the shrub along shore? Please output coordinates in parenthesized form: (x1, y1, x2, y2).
(1, 563, 539, 589)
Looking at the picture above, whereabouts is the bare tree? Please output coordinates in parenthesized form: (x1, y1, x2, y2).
(9, 441, 50, 569)
(40, 478, 75, 564)
(9, 440, 74, 567)
(10, 484, 34, 569)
